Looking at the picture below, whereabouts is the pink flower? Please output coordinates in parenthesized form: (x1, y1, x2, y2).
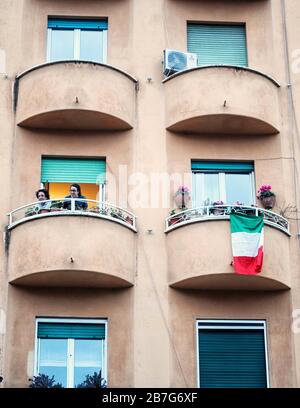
(177, 185, 190, 193)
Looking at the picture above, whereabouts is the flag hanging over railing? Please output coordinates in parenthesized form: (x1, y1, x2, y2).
(230, 213, 264, 275)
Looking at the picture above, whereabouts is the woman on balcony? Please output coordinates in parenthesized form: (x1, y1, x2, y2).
(34, 189, 52, 213)
(63, 184, 88, 211)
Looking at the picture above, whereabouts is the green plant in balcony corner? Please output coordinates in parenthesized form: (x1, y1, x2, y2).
(29, 374, 63, 388)
(25, 207, 36, 217)
(76, 370, 107, 388)
(110, 208, 124, 220)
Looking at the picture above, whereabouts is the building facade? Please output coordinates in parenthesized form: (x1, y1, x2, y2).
(0, 0, 300, 388)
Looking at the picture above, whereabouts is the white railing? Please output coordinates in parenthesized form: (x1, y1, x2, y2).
(7, 198, 137, 231)
(165, 205, 290, 235)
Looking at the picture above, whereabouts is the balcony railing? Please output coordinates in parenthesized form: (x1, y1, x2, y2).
(8, 199, 137, 232)
(165, 205, 290, 235)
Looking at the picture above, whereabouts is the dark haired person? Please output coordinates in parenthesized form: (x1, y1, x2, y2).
(34, 188, 51, 213)
(63, 183, 88, 210)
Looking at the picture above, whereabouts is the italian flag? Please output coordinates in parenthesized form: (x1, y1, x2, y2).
(230, 213, 264, 275)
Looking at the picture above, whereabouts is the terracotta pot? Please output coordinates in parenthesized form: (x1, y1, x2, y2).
(260, 195, 276, 210)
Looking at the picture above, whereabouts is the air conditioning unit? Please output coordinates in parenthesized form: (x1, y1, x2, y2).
(163, 49, 197, 76)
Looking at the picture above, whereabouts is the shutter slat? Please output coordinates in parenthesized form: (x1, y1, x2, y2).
(41, 158, 106, 184)
(198, 329, 267, 388)
(187, 24, 248, 66)
(38, 323, 105, 339)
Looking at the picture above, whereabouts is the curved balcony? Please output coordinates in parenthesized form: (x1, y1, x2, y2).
(163, 66, 280, 135)
(7, 199, 137, 288)
(15, 61, 138, 130)
(166, 205, 290, 291)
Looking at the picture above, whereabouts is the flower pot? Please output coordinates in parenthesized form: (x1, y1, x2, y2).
(260, 195, 276, 210)
(125, 216, 133, 225)
(174, 191, 190, 209)
(169, 216, 182, 226)
(211, 208, 224, 216)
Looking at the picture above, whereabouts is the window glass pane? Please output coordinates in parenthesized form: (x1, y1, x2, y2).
(50, 30, 74, 61)
(74, 339, 103, 387)
(38, 339, 67, 387)
(225, 173, 252, 205)
(203, 174, 219, 205)
(80, 30, 103, 62)
(193, 173, 220, 206)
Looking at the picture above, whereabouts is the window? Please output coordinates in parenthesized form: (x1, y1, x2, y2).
(47, 18, 108, 63)
(35, 318, 107, 388)
(41, 157, 106, 203)
(192, 161, 255, 206)
(187, 23, 248, 67)
(197, 320, 269, 388)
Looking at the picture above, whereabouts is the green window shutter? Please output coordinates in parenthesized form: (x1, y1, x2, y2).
(198, 329, 267, 388)
(192, 161, 254, 172)
(38, 323, 106, 340)
(41, 158, 106, 184)
(187, 23, 248, 67)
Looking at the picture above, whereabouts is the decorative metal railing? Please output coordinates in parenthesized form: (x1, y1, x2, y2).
(7, 198, 137, 231)
(165, 205, 290, 235)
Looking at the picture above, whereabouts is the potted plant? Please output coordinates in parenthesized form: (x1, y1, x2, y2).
(174, 186, 190, 209)
(110, 208, 124, 220)
(25, 207, 36, 217)
(50, 200, 64, 212)
(211, 200, 225, 215)
(168, 208, 183, 226)
(125, 215, 134, 225)
(29, 374, 63, 388)
(257, 184, 276, 210)
(89, 206, 100, 214)
(76, 370, 107, 388)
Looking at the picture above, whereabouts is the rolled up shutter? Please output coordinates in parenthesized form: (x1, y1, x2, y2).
(38, 323, 106, 340)
(191, 161, 254, 173)
(48, 19, 108, 30)
(41, 158, 106, 184)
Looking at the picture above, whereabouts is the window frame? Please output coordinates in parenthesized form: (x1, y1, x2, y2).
(192, 167, 255, 207)
(46, 24, 108, 63)
(34, 317, 108, 388)
(195, 319, 270, 388)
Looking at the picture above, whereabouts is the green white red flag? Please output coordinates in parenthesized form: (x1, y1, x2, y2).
(230, 213, 264, 275)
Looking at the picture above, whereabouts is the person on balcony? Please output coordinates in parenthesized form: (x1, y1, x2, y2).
(63, 183, 88, 211)
(34, 189, 52, 213)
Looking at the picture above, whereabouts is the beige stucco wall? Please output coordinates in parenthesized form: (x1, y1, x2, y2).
(0, 0, 299, 389)
(5, 285, 134, 387)
(7, 216, 137, 287)
(167, 221, 291, 290)
(164, 67, 280, 134)
(170, 289, 295, 388)
(16, 62, 137, 130)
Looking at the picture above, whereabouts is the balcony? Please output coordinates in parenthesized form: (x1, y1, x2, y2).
(163, 66, 280, 135)
(7, 199, 137, 288)
(15, 61, 138, 130)
(166, 205, 290, 290)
